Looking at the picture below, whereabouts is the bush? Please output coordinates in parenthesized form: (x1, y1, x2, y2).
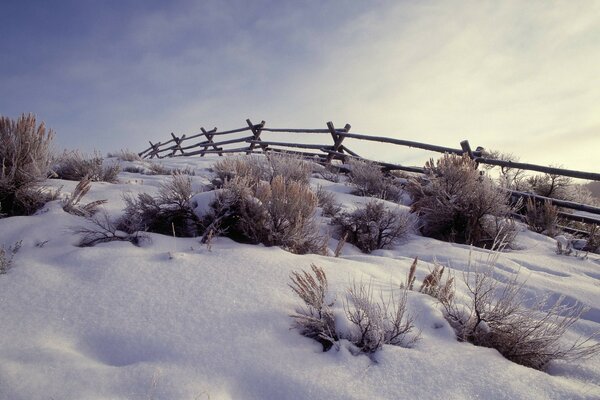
(212, 153, 313, 187)
(108, 149, 142, 162)
(62, 177, 107, 217)
(53, 150, 120, 183)
(0, 240, 22, 274)
(407, 154, 516, 248)
(525, 199, 559, 237)
(333, 200, 413, 253)
(289, 265, 419, 354)
(527, 171, 572, 200)
(344, 281, 419, 353)
(315, 185, 341, 218)
(347, 159, 401, 201)
(289, 264, 338, 351)
(117, 174, 202, 237)
(440, 255, 600, 370)
(207, 176, 326, 254)
(0, 114, 55, 216)
(74, 212, 146, 247)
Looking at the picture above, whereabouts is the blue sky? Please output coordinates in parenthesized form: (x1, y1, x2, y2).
(1, 0, 599, 171)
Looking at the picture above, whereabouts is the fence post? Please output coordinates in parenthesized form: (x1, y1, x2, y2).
(326, 122, 351, 163)
(246, 119, 267, 154)
(201, 127, 221, 156)
(460, 140, 473, 158)
(148, 141, 160, 159)
(169, 133, 186, 156)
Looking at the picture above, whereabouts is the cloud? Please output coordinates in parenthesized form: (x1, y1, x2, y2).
(1, 0, 598, 172)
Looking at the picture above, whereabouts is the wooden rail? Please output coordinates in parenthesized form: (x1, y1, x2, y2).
(138, 119, 600, 230)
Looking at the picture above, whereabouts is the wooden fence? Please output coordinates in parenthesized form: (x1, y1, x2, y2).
(139, 119, 600, 231)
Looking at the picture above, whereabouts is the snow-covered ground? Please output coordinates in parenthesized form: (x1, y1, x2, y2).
(1, 156, 599, 400)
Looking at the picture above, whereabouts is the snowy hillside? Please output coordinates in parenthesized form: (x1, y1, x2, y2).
(1, 155, 599, 400)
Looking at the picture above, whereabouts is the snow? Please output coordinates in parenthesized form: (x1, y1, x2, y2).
(0, 155, 599, 399)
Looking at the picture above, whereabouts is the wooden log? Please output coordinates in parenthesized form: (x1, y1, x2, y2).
(246, 119, 267, 154)
(460, 140, 473, 158)
(322, 149, 425, 173)
(335, 132, 464, 155)
(185, 126, 251, 140)
(509, 190, 600, 215)
(169, 133, 186, 156)
(201, 127, 222, 157)
(326, 122, 350, 163)
(340, 145, 361, 158)
(475, 158, 600, 182)
(247, 140, 333, 150)
(183, 147, 259, 155)
(261, 128, 340, 134)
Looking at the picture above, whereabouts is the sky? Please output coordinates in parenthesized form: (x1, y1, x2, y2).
(1, 0, 599, 171)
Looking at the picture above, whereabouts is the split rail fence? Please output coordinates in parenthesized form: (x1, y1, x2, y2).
(138, 119, 600, 233)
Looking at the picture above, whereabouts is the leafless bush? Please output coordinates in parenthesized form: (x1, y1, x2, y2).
(108, 149, 142, 162)
(344, 281, 419, 353)
(333, 200, 413, 253)
(207, 176, 326, 254)
(527, 171, 573, 200)
(583, 225, 600, 254)
(0, 114, 55, 216)
(347, 159, 401, 201)
(145, 162, 173, 176)
(480, 149, 528, 191)
(407, 154, 515, 248)
(267, 152, 313, 185)
(315, 164, 341, 182)
(212, 155, 271, 187)
(53, 150, 120, 183)
(122, 165, 146, 174)
(440, 255, 600, 370)
(212, 153, 312, 187)
(525, 199, 559, 237)
(117, 174, 201, 237)
(289, 265, 420, 354)
(289, 264, 338, 351)
(62, 177, 107, 217)
(74, 211, 146, 247)
(316, 185, 341, 218)
(0, 240, 22, 274)
(418, 262, 455, 304)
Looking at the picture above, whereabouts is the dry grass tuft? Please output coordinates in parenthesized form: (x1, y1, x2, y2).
(0, 114, 55, 216)
(53, 150, 120, 183)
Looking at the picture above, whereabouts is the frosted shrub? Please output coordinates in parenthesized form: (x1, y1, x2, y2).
(315, 185, 341, 218)
(289, 265, 419, 354)
(344, 282, 419, 353)
(212, 153, 312, 187)
(108, 149, 142, 162)
(289, 264, 338, 351)
(525, 199, 559, 237)
(333, 200, 413, 253)
(62, 177, 107, 217)
(440, 255, 600, 370)
(0, 241, 22, 274)
(74, 211, 146, 247)
(118, 174, 201, 237)
(207, 176, 326, 254)
(266, 152, 313, 185)
(347, 159, 401, 201)
(418, 263, 455, 304)
(407, 154, 516, 248)
(53, 150, 120, 183)
(527, 172, 572, 200)
(0, 114, 55, 216)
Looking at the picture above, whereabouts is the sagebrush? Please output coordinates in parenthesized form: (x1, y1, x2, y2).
(0, 114, 55, 216)
(206, 176, 326, 254)
(440, 254, 600, 370)
(333, 200, 413, 253)
(53, 150, 120, 183)
(407, 154, 516, 248)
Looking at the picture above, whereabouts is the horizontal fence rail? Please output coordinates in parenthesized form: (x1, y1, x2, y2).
(139, 119, 600, 230)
